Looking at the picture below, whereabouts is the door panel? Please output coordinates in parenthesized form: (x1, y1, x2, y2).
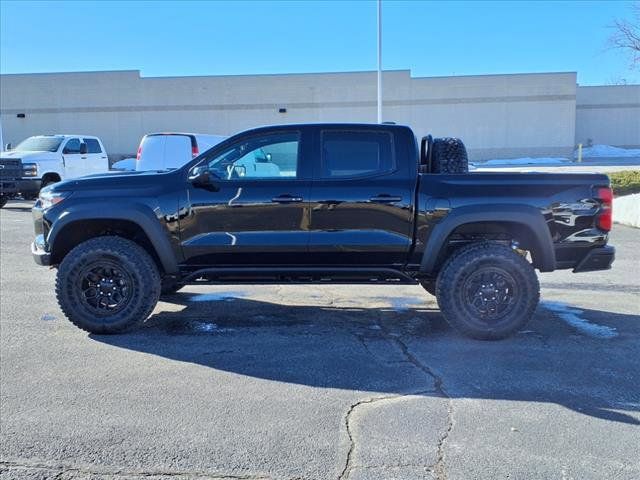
(180, 130, 311, 266)
(61, 138, 86, 179)
(83, 138, 108, 174)
(308, 129, 414, 266)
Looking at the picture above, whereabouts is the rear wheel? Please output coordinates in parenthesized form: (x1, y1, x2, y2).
(436, 242, 539, 340)
(0, 196, 7, 209)
(56, 236, 161, 334)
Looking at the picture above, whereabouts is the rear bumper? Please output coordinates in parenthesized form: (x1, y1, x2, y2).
(31, 234, 51, 266)
(572, 245, 615, 273)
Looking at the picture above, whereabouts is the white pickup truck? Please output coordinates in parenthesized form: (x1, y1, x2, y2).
(0, 135, 109, 203)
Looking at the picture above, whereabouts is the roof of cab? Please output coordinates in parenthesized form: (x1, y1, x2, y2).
(234, 122, 413, 136)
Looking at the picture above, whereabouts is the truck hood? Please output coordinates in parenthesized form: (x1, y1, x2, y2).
(49, 169, 178, 193)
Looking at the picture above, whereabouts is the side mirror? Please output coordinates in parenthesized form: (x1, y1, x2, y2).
(188, 166, 219, 191)
(4, 143, 11, 151)
(79, 143, 88, 155)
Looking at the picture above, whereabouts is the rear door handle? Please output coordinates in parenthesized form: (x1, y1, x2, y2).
(370, 195, 402, 203)
(272, 195, 303, 203)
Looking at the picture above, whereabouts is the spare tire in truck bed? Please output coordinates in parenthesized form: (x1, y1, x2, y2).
(431, 137, 469, 174)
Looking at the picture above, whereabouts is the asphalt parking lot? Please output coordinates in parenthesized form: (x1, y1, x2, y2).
(1, 199, 639, 480)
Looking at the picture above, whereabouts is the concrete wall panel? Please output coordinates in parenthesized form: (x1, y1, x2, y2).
(1, 69, 635, 161)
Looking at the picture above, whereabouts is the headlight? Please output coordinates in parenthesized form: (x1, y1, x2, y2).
(23, 163, 38, 177)
(38, 189, 70, 209)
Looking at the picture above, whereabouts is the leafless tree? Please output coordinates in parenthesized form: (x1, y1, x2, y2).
(609, 2, 640, 69)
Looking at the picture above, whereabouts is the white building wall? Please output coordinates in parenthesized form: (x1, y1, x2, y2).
(1, 69, 633, 161)
(575, 85, 640, 149)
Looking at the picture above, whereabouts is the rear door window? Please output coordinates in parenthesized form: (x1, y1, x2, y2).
(83, 138, 102, 153)
(320, 130, 394, 178)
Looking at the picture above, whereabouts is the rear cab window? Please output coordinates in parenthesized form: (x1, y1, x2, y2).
(320, 130, 395, 179)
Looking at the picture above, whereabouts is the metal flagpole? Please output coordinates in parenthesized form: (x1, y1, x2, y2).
(377, 0, 382, 123)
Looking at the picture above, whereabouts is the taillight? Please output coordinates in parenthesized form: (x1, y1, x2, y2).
(595, 186, 613, 231)
(192, 145, 199, 157)
(136, 145, 142, 161)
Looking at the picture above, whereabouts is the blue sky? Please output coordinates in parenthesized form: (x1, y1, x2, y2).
(0, 0, 637, 85)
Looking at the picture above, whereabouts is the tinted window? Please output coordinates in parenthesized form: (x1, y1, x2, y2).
(83, 138, 102, 153)
(321, 131, 394, 178)
(207, 132, 300, 180)
(63, 138, 81, 154)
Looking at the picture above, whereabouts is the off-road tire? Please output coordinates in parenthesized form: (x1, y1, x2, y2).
(420, 280, 436, 296)
(0, 196, 7, 209)
(431, 137, 469, 174)
(56, 236, 161, 334)
(436, 242, 539, 340)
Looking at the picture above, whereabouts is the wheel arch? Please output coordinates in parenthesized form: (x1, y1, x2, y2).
(48, 205, 179, 274)
(420, 204, 555, 274)
(41, 172, 62, 184)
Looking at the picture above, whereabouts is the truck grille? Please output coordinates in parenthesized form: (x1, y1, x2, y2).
(0, 158, 23, 180)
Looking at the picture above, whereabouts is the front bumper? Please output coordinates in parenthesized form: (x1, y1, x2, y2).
(0, 179, 20, 196)
(17, 178, 42, 195)
(0, 178, 42, 197)
(573, 245, 615, 273)
(31, 234, 51, 266)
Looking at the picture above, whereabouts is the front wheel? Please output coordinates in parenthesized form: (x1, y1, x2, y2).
(436, 242, 539, 340)
(56, 236, 161, 334)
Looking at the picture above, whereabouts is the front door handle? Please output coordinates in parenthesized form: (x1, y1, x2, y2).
(370, 194, 402, 203)
(272, 195, 303, 203)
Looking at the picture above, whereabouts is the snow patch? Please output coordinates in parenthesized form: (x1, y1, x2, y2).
(478, 157, 570, 166)
(543, 301, 618, 339)
(190, 291, 245, 302)
(613, 194, 640, 228)
(576, 144, 640, 158)
(387, 297, 420, 312)
(111, 158, 136, 171)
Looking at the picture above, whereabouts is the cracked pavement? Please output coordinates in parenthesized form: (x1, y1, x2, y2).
(1, 200, 639, 480)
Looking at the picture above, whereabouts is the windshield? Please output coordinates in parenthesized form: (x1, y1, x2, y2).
(14, 136, 63, 152)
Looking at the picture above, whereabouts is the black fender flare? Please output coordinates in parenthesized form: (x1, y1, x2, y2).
(47, 203, 179, 274)
(420, 204, 556, 274)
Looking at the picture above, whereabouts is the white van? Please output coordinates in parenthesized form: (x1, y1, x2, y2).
(135, 133, 226, 171)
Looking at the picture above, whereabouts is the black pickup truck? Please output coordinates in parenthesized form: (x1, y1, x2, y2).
(31, 123, 614, 339)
